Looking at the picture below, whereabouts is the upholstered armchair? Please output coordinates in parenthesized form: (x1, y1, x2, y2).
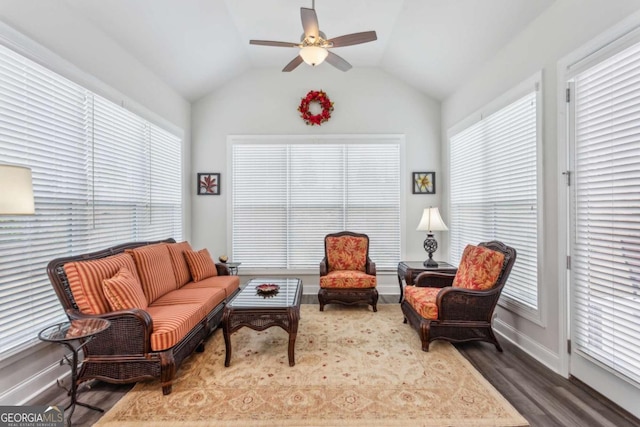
(401, 241, 516, 351)
(319, 231, 378, 312)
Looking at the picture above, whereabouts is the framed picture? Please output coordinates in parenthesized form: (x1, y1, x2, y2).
(197, 173, 220, 195)
(413, 172, 435, 194)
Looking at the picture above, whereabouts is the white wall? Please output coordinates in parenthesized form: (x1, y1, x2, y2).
(191, 66, 442, 294)
(0, 1, 191, 405)
(441, 0, 640, 371)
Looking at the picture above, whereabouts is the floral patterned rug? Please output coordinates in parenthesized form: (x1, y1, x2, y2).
(95, 304, 528, 426)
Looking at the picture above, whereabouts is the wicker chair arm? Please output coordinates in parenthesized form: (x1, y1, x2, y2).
(415, 271, 456, 288)
(365, 258, 376, 276)
(215, 263, 230, 276)
(436, 287, 500, 321)
(67, 308, 153, 354)
(320, 258, 328, 276)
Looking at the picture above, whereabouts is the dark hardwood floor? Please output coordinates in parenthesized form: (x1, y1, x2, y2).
(32, 296, 640, 427)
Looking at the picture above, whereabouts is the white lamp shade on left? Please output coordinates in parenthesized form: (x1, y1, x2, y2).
(0, 164, 35, 215)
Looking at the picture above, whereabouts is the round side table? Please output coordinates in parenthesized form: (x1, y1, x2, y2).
(39, 318, 111, 426)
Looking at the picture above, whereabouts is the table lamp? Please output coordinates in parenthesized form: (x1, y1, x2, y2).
(416, 207, 448, 267)
(0, 164, 35, 214)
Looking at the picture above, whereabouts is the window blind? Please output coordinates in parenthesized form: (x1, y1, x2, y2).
(0, 43, 182, 357)
(572, 39, 640, 385)
(449, 91, 539, 309)
(232, 138, 401, 270)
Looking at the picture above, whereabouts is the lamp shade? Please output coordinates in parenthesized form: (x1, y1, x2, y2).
(299, 46, 328, 66)
(0, 164, 35, 215)
(416, 207, 448, 232)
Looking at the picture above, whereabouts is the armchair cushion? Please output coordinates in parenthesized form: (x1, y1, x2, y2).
(326, 235, 368, 272)
(452, 245, 505, 291)
(319, 270, 376, 289)
(404, 286, 440, 320)
(103, 267, 148, 311)
(184, 248, 218, 281)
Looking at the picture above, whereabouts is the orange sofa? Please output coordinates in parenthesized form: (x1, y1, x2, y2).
(47, 238, 240, 395)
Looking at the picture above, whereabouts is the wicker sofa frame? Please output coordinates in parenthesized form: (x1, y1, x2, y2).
(46, 238, 234, 395)
(401, 241, 516, 352)
(319, 231, 379, 312)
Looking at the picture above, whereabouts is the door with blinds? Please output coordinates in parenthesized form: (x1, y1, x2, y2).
(568, 36, 640, 412)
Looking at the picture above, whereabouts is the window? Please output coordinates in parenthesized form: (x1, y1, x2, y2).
(570, 38, 640, 385)
(231, 136, 401, 270)
(0, 43, 182, 357)
(449, 76, 540, 311)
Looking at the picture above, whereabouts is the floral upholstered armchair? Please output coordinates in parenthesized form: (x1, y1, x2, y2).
(319, 231, 378, 312)
(401, 241, 516, 351)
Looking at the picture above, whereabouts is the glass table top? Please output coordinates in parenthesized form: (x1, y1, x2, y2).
(228, 278, 302, 308)
(38, 318, 111, 342)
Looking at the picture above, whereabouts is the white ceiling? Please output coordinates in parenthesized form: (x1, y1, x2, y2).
(63, 0, 555, 102)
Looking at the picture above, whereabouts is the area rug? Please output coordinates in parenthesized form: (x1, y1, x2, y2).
(95, 304, 528, 427)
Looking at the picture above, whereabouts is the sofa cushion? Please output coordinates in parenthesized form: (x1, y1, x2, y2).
(103, 267, 148, 311)
(326, 235, 368, 272)
(166, 241, 193, 287)
(319, 270, 376, 289)
(404, 286, 441, 320)
(150, 287, 225, 320)
(452, 245, 505, 291)
(182, 275, 240, 299)
(64, 253, 141, 315)
(146, 303, 204, 351)
(126, 244, 178, 303)
(184, 248, 218, 281)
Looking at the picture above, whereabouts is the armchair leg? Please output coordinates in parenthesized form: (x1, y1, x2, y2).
(488, 328, 503, 352)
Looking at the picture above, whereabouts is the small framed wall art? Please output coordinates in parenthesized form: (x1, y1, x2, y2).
(197, 173, 220, 195)
(413, 172, 435, 194)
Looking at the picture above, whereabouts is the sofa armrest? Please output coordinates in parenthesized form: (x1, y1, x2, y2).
(67, 308, 153, 354)
(436, 287, 501, 321)
(215, 263, 230, 276)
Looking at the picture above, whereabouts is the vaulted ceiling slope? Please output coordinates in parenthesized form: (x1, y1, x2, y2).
(59, 0, 554, 102)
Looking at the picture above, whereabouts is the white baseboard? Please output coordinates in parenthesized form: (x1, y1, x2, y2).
(494, 318, 561, 373)
(0, 360, 68, 405)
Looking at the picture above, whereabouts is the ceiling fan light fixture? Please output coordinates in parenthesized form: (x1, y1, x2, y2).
(300, 46, 328, 66)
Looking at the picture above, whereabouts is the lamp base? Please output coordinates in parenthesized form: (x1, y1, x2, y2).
(423, 258, 439, 268)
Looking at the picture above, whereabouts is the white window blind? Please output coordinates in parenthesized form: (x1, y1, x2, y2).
(0, 43, 183, 357)
(449, 89, 539, 309)
(232, 137, 401, 270)
(572, 39, 640, 385)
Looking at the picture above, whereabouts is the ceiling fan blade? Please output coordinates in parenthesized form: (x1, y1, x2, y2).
(301, 7, 319, 39)
(325, 51, 352, 72)
(328, 31, 377, 48)
(250, 40, 299, 48)
(283, 55, 304, 72)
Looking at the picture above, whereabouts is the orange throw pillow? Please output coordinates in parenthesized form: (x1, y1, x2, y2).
(452, 245, 505, 291)
(103, 267, 148, 311)
(184, 249, 218, 281)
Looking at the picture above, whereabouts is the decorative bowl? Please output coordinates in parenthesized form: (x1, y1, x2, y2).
(256, 283, 280, 295)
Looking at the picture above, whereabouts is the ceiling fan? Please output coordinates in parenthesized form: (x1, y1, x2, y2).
(249, 0, 377, 72)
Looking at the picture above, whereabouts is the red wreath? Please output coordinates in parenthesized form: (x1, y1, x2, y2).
(298, 90, 334, 126)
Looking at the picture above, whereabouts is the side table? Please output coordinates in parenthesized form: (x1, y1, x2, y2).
(397, 261, 457, 302)
(225, 262, 241, 275)
(39, 318, 111, 426)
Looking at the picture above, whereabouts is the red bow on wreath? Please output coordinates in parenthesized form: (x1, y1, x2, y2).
(298, 90, 334, 126)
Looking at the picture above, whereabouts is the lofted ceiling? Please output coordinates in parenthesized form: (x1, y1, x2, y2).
(62, 0, 555, 102)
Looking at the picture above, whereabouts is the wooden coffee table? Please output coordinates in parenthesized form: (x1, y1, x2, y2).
(222, 278, 302, 367)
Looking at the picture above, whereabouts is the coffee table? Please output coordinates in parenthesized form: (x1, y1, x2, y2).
(222, 277, 302, 367)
